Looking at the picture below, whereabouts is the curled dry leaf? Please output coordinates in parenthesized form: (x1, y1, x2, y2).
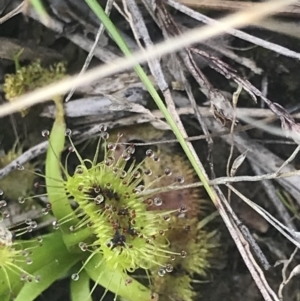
(269, 103, 300, 144)
(230, 150, 248, 177)
(287, 264, 300, 281)
(209, 89, 236, 126)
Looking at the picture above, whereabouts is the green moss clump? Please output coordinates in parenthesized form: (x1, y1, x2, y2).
(3, 60, 66, 116)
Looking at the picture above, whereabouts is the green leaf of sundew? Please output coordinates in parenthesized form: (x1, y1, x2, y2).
(14, 251, 81, 301)
(85, 254, 154, 301)
(1, 294, 10, 301)
(71, 269, 92, 301)
(46, 98, 75, 232)
(45, 99, 95, 249)
(64, 227, 96, 251)
(44, 99, 99, 249)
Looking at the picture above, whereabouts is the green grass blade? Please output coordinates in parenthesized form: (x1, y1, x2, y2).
(85, 0, 216, 201)
(29, 0, 50, 24)
(14, 252, 80, 301)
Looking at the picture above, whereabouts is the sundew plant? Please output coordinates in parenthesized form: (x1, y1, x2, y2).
(0, 221, 39, 296)
(36, 114, 219, 300)
(0, 62, 221, 299)
(0, 96, 220, 300)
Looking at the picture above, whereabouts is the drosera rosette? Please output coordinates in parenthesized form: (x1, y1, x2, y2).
(0, 189, 73, 301)
(150, 273, 195, 301)
(150, 215, 221, 301)
(107, 123, 223, 301)
(54, 126, 187, 272)
(0, 219, 42, 300)
(27, 124, 190, 300)
(144, 149, 222, 301)
(0, 144, 36, 202)
(3, 56, 66, 116)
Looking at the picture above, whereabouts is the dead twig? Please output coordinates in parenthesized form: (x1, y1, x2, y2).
(177, 0, 300, 18)
(276, 145, 300, 175)
(227, 184, 300, 248)
(0, 1, 25, 24)
(214, 186, 279, 301)
(0, 37, 63, 63)
(152, 1, 219, 177)
(276, 247, 299, 301)
(206, 117, 300, 204)
(28, 7, 118, 63)
(250, 164, 296, 231)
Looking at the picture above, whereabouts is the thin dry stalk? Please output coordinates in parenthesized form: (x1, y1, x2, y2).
(206, 117, 300, 204)
(167, 0, 300, 60)
(277, 247, 299, 300)
(276, 145, 300, 175)
(244, 164, 296, 231)
(0, 1, 25, 24)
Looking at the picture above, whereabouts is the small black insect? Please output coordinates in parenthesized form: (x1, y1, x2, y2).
(118, 208, 129, 216)
(104, 189, 120, 201)
(111, 230, 126, 249)
(127, 225, 137, 237)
